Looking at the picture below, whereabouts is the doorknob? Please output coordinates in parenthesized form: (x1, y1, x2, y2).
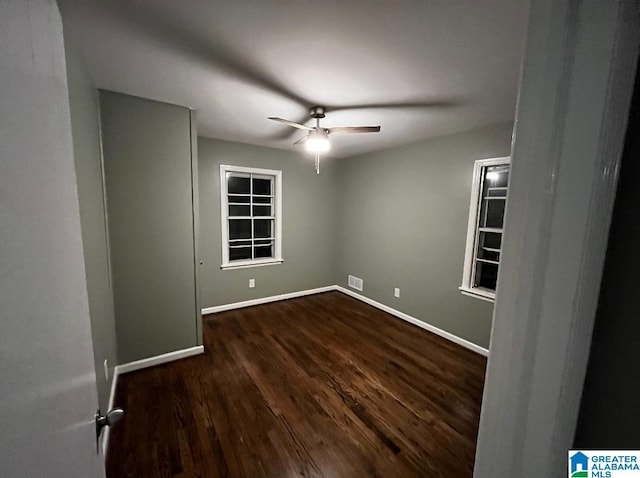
(95, 407, 124, 453)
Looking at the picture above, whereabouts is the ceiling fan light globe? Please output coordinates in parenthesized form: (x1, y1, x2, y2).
(305, 134, 330, 153)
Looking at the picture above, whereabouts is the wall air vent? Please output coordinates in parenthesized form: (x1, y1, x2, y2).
(348, 275, 363, 291)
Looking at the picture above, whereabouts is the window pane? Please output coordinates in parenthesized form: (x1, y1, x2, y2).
(478, 248, 500, 262)
(485, 166, 509, 188)
(229, 205, 250, 216)
(480, 231, 501, 250)
(479, 165, 510, 229)
(476, 232, 502, 262)
(252, 205, 272, 216)
(254, 219, 272, 238)
(228, 194, 250, 204)
(474, 261, 498, 290)
(485, 199, 506, 228)
(229, 247, 251, 261)
(253, 196, 271, 204)
(229, 219, 251, 240)
(252, 177, 272, 196)
(254, 245, 273, 259)
(227, 175, 250, 194)
(487, 188, 507, 198)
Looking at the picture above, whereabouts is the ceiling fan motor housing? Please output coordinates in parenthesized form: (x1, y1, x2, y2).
(309, 106, 326, 119)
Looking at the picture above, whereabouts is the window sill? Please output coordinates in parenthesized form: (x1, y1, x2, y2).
(221, 258, 283, 270)
(459, 286, 495, 303)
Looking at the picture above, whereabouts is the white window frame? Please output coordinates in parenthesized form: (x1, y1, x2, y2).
(460, 156, 511, 302)
(220, 165, 283, 270)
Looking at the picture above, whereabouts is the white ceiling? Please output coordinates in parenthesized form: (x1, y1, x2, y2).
(59, 0, 529, 158)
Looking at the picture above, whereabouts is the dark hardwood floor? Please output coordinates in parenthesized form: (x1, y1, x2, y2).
(106, 291, 487, 477)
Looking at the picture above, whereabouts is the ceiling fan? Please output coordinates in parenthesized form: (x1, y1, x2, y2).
(269, 106, 381, 174)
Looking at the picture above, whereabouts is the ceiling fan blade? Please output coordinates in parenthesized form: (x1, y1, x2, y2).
(268, 117, 314, 131)
(293, 135, 308, 145)
(327, 126, 381, 134)
(326, 99, 461, 112)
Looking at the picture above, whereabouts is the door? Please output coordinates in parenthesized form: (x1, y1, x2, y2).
(0, 1, 104, 477)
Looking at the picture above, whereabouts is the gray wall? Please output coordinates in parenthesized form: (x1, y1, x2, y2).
(334, 123, 513, 348)
(575, 64, 640, 448)
(100, 91, 198, 363)
(198, 137, 338, 306)
(64, 28, 118, 412)
(0, 1, 104, 475)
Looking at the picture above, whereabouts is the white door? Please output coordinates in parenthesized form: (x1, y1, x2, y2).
(0, 1, 104, 477)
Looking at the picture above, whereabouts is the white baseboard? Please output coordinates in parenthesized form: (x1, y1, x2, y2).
(115, 345, 205, 375)
(202, 285, 488, 357)
(335, 286, 489, 357)
(201, 286, 335, 315)
(101, 345, 203, 457)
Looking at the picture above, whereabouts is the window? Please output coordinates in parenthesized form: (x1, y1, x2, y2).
(220, 165, 282, 269)
(460, 157, 511, 302)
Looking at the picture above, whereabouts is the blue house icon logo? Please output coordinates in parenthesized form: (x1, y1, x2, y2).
(570, 451, 589, 477)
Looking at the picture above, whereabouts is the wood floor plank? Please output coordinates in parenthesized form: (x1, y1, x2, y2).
(106, 291, 486, 477)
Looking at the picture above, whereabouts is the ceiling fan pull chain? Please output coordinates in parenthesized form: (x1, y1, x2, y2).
(315, 152, 320, 174)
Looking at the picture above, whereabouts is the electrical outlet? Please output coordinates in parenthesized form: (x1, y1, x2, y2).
(249, 278, 255, 288)
(103, 359, 109, 381)
(394, 288, 400, 298)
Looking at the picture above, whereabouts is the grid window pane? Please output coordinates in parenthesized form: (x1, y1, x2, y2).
(229, 247, 251, 261)
(227, 175, 250, 194)
(254, 219, 272, 239)
(479, 166, 509, 228)
(228, 194, 250, 203)
(229, 219, 251, 240)
(252, 205, 272, 216)
(485, 167, 509, 188)
(252, 178, 272, 195)
(254, 245, 273, 258)
(485, 199, 506, 228)
(487, 188, 507, 198)
(253, 196, 271, 204)
(474, 261, 499, 290)
(229, 205, 250, 216)
(477, 231, 502, 264)
(480, 231, 501, 250)
(477, 247, 499, 262)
